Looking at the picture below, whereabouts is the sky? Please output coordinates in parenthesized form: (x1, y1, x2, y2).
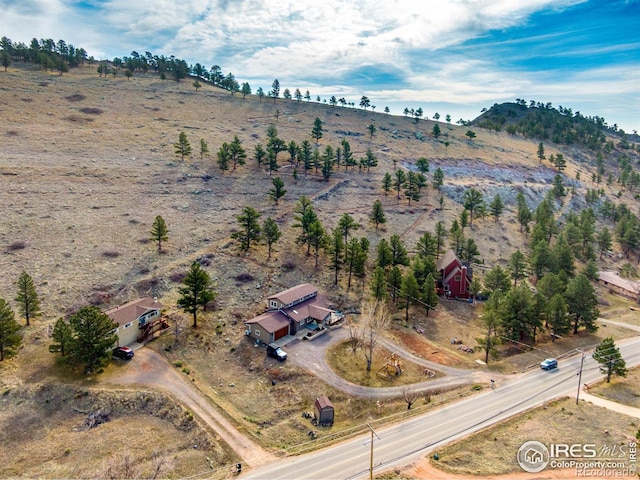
(2, 0, 639, 132)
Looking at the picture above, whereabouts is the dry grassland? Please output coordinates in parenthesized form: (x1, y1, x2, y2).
(1, 64, 640, 476)
(408, 396, 638, 477)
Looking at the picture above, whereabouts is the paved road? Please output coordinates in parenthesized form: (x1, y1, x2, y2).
(245, 336, 640, 480)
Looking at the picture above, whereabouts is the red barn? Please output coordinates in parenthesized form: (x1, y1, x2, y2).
(436, 249, 472, 299)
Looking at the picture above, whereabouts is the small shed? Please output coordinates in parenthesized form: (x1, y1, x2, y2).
(314, 395, 334, 426)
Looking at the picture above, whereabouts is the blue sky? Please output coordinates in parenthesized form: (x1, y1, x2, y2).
(2, 0, 639, 132)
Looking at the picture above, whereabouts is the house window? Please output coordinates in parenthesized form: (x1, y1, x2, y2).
(255, 329, 261, 337)
(443, 285, 450, 291)
(123, 322, 132, 329)
(454, 275, 461, 281)
(269, 300, 277, 309)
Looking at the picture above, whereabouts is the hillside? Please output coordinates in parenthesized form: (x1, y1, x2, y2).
(3, 63, 638, 321)
(3, 61, 640, 478)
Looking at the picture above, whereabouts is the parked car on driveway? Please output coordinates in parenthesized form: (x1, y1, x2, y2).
(540, 358, 558, 370)
(267, 344, 287, 361)
(113, 346, 134, 360)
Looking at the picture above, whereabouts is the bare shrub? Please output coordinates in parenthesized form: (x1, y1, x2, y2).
(102, 250, 121, 258)
(79, 107, 103, 115)
(65, 94, 85, 102)
(6, 130, 18, 136)
(64, 115, 94, 124)
(235, 273, 255, 283)
(169, 271, 186, 283)
(282, 261, 296, 272)
(6, 241, 27, 251)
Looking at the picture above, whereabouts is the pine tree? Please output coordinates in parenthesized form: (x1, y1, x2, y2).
(174, 131, 192, 161)
(262, 217, 281, 261)
(49, 318, 73, 356)
(370, 200, 386, 229)
(177, 263, 216, 328)
(199, 139, 209, 159)
(15, 271, 40, 326)
(67, 306, 117, 373)
(269, 177, 287, 205)
(232, 206, 262, 251)
(0, 298, 21, 361)
(150, 215, 168, 252)
(489, 194, 504, 222)
(592, 337, 627, 383)
(370, 266, 388, 301)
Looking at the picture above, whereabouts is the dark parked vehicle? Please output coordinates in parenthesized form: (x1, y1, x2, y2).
(113, 346, 134, 360)
(540, 358, 558, 370)
(267, 344, 287, 361)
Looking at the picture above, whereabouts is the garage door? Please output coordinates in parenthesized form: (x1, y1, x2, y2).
(274, 326, 288, 341)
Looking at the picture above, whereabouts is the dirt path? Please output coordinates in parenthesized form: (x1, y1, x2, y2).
(286, 328, 493, 399)
(99, 348, 275, 468)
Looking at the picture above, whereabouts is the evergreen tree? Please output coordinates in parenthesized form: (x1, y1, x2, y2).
(293, 196, 317, 255)
(508, 250, 528, 287)
(416, 232, 437, 259)
(67, 306, 117, 373)
(432, 167, 444, 191)
(537, 142, 545, 162)
(499, 283, 539, 343)
(377, 238, 393, 269)
(434, 222, 448, 259)
(401, 271, 421, 322)
(262, 217, 281, 260)
(422, 273, 438, 316)
(394, 170, 407, 199)
(404, 172, 420, 205)
(199, 139, 209, 159)
(15, 271, 40, 326)
(388, 266, 403, 303)
(49, 318, 73, 356)
(463, 188, 484, 227)
(476, 293, 502, 363)
(389, 235, 409, 266)
(0, 298, 21, 361)
(382, 172, 392, 195)
(592, 337, 627, 383)
(232, 206, 262, 251)
(268, 176, 287, 205)
(174, 131, 192, 161)
(229, 135, 247, 170)
(338, 213, 360, 247)
(547, 294, 570, 342)
(415, 157, 429, 174)
(565, 274, 599, 334)
(150, 215, 169, 252)
(483, 265, 511, 295)
(254, 143, 267, 168)
(370, 266, 388, 301)
(596, 227, 613, 259)
(489, 194, 504, 222)
(308, 219, 327, 268)
(370, 200, 386, 229)
(311, 117, 323, 143)
(177, 262, 216, 328)
(324, 229, 342, 286)
(217, 142, 231, 171)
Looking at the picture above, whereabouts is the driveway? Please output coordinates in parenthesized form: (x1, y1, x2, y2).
(100, 348, 275, 468)
(285, 327, 493, 399)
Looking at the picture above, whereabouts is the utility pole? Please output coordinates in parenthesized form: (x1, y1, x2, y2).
(576, 350, 585, 405)
(364, 423, 380, 480)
